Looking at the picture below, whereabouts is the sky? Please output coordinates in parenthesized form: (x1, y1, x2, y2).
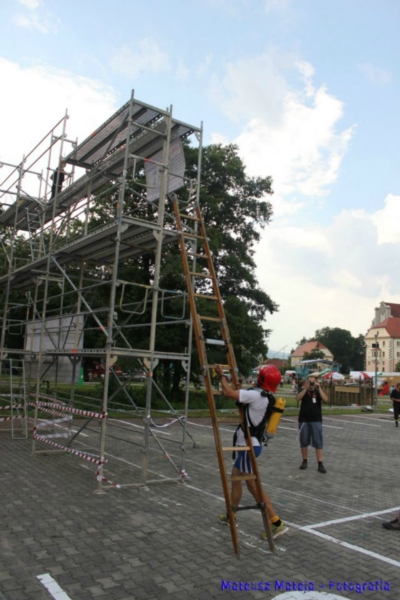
(0, 0, 399, 357)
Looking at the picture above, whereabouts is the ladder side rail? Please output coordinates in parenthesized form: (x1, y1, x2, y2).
(185, 203, 275, 552)
(173, 201, 240, 556)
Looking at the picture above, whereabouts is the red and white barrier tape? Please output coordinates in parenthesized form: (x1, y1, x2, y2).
(179, 469, 190, 480)
(95, 471, 121, 489)
(149, 417, 181, 429)
(29, 403, 74, 420)
(30, 400, 106, 420)
(35, 432, 69, 439)
(29, 392, 106, 419)
(0, 404, 24, 410)
(94, 457, 120, 489)
(33, 433, 107, 465)
(0, 415, 25, 422)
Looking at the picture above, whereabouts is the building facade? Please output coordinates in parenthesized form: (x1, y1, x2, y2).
(365, 301, 400, 372)
(291, 341, 334, 369)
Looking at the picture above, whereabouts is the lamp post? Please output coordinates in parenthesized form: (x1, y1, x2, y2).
(373, 331, 379, 410)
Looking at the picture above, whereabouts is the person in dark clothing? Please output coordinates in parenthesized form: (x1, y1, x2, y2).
(382, 510, 400, 530)
(50, 161, 67, 199)
(390, 383, 400, 427)
(296, 377, 328, 473)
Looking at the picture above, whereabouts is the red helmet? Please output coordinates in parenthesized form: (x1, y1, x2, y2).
(257, 365, 281, 392)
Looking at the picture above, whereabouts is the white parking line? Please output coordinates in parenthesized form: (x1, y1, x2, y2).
(322, 417, 381, 428)
(37, 574, 72, 600)
(302, 527, 400, 569)
(278, 426, 298, 431)
(345, 414, 393, 423)
(187, 420, 236, 433)
(282, 418, 342, 430)
(108, 419, 172, 435)
(70, 429, 89, 437)
(103, 441, 400, 569)
(302, 506, 400, 529)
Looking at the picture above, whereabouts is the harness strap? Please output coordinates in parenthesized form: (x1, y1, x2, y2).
(232, 389, 275, 457)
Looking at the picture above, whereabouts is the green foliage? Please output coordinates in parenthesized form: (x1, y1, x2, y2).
(82, 142, 278, 379)
(181, 144, 277, 374)
(302, 349, 325, 361)
(314, 327, 365, 374)
(395, 362, 400, 372)
(2, 142, 278, 398)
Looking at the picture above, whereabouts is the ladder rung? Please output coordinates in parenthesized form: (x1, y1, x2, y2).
(189, 271, 212, 278)
(222, 446, 251, 452)
(181, 232, 204, 240)
(204, 338, 228, 346)
(187, 252, 210, 259)
(194, 294, 217, 300)
(230, 474, 257, 482)
(235, 504, 264, 512)
(211, 389, 223, 395)
(179, 213, 199, 221)
(199, 315, 221, 322)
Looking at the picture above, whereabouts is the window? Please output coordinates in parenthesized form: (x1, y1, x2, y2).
(383, 352, 385, 357)
(397, 342, 400, 347)
(397, 352, 400, 358)
(383, 341, 386, 347)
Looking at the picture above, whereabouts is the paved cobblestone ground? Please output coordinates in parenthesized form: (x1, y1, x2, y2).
(1, 411, 400, 599)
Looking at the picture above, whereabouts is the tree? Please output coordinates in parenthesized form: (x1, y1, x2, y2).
(84, 143, 278, 385)
(190, 144, 277, 374)
(314, 327, 365, 374)
(395, 362, 400, 372)
(302, 350, 325, 361)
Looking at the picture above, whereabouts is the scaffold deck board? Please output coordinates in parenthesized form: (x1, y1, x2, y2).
(65, 98, 200, 169)
(1, 124, 197, 231)
(0, 217, 180, 290)
(42, 347, 190, 360)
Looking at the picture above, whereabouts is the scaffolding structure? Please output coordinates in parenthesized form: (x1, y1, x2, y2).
(0, 92, 203, 490)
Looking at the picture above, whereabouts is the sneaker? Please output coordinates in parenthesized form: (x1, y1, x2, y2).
(262, 522, 289, 540)
(218, 513, 237, 527)
(382, 518, 400, 530)
(299, 460, 308, 470)
(318, 463, 327, 474)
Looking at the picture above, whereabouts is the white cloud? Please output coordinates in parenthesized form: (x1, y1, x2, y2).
(210, 132, 229, 145)
(263, 0, 296, 14)
(372, 193, 400, 244)
(196, 54, 213, 78)
(210, 50, 293, 124)
(200, 0, 250, 17)
(19, 0, 40, 9)
(259, 195, 400, 349)
(209, 50, 381, 349)
(110, 38, 170, 79)
(13, 11, 55, 34)
(359, 62, 393, 85)
(0, 57, 118, 196)
(13, 0, 59, 34)
(175, 60, 190, 82)
(213, 52, 355, 213)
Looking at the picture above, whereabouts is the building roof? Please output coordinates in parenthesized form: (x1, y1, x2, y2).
(369, 317, 400, 338)
(265, 358, 288, 369)
(291, 340, 329, 357)
(386, 303, 400, 318)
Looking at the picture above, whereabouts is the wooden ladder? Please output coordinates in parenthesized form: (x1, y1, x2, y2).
(172, 197, 275, 557)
